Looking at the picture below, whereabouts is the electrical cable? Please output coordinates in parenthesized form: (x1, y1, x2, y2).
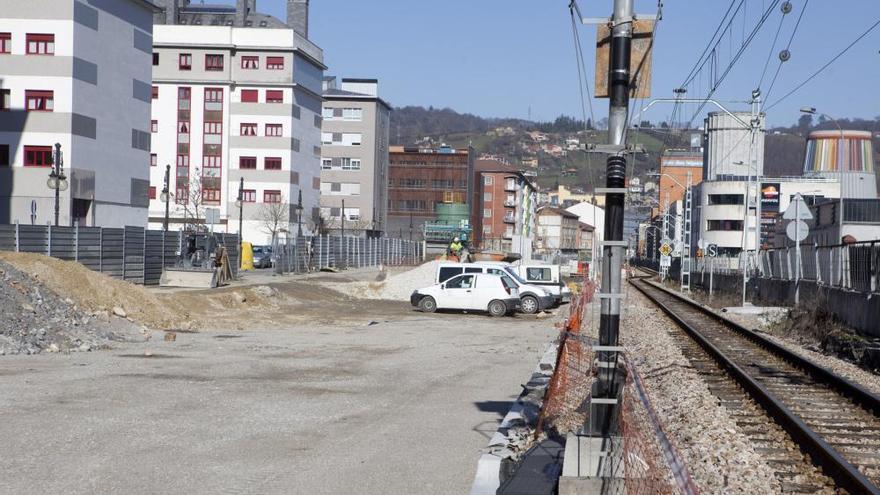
(757, 7, 787, 91)
(762, 0, 810, 107)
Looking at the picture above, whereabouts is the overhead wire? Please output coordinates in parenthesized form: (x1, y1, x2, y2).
(761, 0, 810, 107)
(569, 1, 600, 192)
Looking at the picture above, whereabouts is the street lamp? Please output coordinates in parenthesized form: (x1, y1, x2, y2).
(234, 177, 244, 238)
(46, 143, 68, 226)
(160, 164, 171, 231)
(294, 189, 303, 238)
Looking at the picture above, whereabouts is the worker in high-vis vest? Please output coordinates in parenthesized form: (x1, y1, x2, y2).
(448, 237, 463, 259)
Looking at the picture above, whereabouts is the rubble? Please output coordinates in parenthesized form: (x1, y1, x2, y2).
(335, 261, 440, 301)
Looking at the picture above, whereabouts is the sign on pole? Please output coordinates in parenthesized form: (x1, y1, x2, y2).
(783, 193, 813, 221)
(660, 255, 671, 268)
(786, 220, 809, 242)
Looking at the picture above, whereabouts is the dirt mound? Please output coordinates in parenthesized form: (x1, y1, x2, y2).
(0, 259, 140, 355)
(0, 252, 190, 330)
(335, 261, 440, 301)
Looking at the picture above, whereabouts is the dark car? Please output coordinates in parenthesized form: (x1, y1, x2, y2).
(252, 245, 274, 268)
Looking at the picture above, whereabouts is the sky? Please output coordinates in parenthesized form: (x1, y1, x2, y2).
(219, 0, 880, 127)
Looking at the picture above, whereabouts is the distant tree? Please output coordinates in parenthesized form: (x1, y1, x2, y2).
(797, 114, 813, 133)
(175, 167, 211, 232)
(257, 196, 289, 245)
(640, 120, 653, 128)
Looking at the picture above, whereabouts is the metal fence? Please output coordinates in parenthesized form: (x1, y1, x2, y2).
(757, 241, 880, 293)
(270, 235, 423, 274)
(0, 222, 239, 286)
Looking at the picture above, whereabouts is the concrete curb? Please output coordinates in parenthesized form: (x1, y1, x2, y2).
(469, 342, 558, 495)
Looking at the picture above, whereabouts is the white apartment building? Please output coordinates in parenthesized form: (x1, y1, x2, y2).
(0, 0, 159, 227)
(147, 2, 324, 244)
(320, 77, 391, 235)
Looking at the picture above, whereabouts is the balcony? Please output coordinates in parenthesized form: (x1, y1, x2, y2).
(504, 200, 516, 208)
(502, 230, 514, 239)
(504, 181, 517, 192)
(503, 214, 515, 224)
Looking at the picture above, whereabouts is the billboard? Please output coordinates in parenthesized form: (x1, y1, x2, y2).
(759, 183, 781, 248)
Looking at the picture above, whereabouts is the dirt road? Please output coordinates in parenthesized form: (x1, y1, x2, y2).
(0, 292, 559, 494)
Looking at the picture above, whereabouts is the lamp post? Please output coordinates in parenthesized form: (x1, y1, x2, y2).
(160, 164, 171, 231)
(46, 143, 68, 226)
(233, 177, 244, 240)
(295, 189, 303, 238)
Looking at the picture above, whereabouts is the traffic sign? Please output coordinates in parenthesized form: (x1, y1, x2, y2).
(706, 244, 718, 257)
(786, 220, 809, 242)
(660, 255, 671, 267)
(659, 243, 672, 257)
(783, 193, 813, 221)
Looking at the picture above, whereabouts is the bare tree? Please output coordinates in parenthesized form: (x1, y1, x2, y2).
(174, 167, 213, 232)
(257, 196, 289, 244)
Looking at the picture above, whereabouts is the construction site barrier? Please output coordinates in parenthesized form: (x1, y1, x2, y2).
(271, 235, 423, 274)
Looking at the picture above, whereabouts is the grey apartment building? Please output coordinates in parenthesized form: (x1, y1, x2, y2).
(320, 77, 391, 236)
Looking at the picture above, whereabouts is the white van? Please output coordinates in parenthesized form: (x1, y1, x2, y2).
(514, 264, 571, 305)
(410, 273, 520, 317)
(435, 262, 555, 314)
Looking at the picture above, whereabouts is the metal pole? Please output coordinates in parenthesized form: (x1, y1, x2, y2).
(164, 164, 171, 231)
(795, 198, 801, 305)
(53, 143, 61, 227)
(237, 177, 244, 237)
(595, 0, 633, 435)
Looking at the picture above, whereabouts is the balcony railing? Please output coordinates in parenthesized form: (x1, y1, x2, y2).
(503, 215, 515, 224)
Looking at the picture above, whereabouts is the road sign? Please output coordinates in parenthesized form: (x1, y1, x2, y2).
(786, 220, 809, 242)
(659, 243, 672, 257)
(706, 244, 718, 257)
(660, 255, 671, 268)
(783, 193, 813, 221)
(205, 208, 221, 225)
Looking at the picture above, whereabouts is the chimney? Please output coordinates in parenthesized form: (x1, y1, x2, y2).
(287, 0, 309, 38)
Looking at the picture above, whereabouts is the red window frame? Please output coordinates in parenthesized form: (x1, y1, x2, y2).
(1, 89, 10, 111)
(264, 157, 282, 170)
(24, 145, 53, 167)
(203, 188, 221, 203)
(241, 189, 256, 202)
(240, 123, 257, 136)
(151, 120, 158, 133)
(152, 53, 159, 66)
(25, 90, 53, 112)
(264, 190, 282, 203)
(152, 86, 158, 99)
(149, 186, 157, 200)
(239, 156, 257, 169)
(204, 87, 223, 103)
(205, 54, 224, 71)
(265, 124, 282, 137)
(241, 89, 258, 103)
(26, 34, 54, 55)
(0, 33, 10, 54)
(179, 53, 192, 70)
(150, 153, 157, 167)
(266, 90, 283, 103)
(266, 56, 284, 70)
(241, 56, 258, 69)
(204, 122, 222, 134)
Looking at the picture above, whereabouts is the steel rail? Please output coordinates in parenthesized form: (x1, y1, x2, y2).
(630, 277, 880, 495)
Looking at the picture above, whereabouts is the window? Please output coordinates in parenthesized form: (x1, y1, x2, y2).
(707, 220, 743, 231)
(266, 90, 283, 103)
(483, 209, 492, 218)
(152, 53, 159, 65)
(152, 86, 158, 99)
(707, 194, 744, 205)
(313, 177, 321, 189)
(291, 172, 299, 185)
(264, 190, 282, 203)
(526, 268, 552, 282)
(432, 179, 454, 189)
(292, 138, 300, 151)
(484, 176, 493, 185)
(179, 53, 192, 70)
(150, 153, 157, 167)
(0, 33, 10, 54)
(204, 122, 222, 134)
(204, 88, 223, 102)
(265, 124, 282, 137)
(342, 108, 362, 121)
(321, 159, 332, 169)
(239, 156, 256, 169)
(484, 193, 493, 202)
(241, 56, 258, 69)
(241, 89, 258, 102)
(24, 146, 52, 167)
(343, 158, 360, 170)
(446, 275, 475, 289)
(148, 186, 157, 200)
(314, 115, 322, 128)
(0, 89, 9, 110)
(205, 54, 223, 71)
(347, 133, 362, 146)
(26, 34, 54, 55)
(0, 145, 9, 166)
(439, 267, 464, 282)
(266, 56, 284, 70)
(264, 157, 282, 170)
(240, 123, 257, 136)
(322, 107, 334, 119)
(25, 90, 53, 112)
(241, 189, 256, 202)
(151, 120, 158, 133)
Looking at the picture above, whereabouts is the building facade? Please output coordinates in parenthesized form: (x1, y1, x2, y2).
(319, 77, 391, 236)
(471, 159, 537, 257)
(387, 145, 474, 237)
(0, 0, 159, 227)
(703, 111, 765, 181)
(148, 3, 325, 243)
(658, 149, 703, 213)
(535, 206, 580, 255)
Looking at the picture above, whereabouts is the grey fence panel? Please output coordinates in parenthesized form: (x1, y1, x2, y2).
(49, 226, 77, 260)
(221, 233, 240, 277)
(164, 231, 179, 268)
(76, 227, 102, 271)
(18, 225, 48, 253)
(100, 228, 124, 278)
(123, 226, 145, 284)
(0, 225, 15, 251)
(144, 230, 165, 285)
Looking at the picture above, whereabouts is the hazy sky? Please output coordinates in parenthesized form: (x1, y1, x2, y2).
(219, 0, 880, 127)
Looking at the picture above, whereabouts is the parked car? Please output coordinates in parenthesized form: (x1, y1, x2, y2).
(435, 262, 555, 315)
(410, 273, 519, 317)
(252, 245, 273, 268)
(514, 264, 571, 306)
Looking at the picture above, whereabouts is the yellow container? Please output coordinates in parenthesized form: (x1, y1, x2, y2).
(240, 241, 254, 270)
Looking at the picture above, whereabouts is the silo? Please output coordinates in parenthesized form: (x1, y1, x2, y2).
(803, 130, 877, 199)
(703, 111, 765, 180)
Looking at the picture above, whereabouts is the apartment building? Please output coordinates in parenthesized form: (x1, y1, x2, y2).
(147, 1, 325, 243)
(387, 145, 475, 236)
(658, 149, 703, 213)
(0, 0, 160, 227)
(471, 159, 536, 257)
(535, 206, 580, 255)
(319, 77, 391, 235)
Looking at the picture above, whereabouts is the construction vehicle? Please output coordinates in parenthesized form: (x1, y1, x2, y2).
(159, 232, 232, 288)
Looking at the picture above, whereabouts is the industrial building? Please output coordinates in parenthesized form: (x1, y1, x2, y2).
(470, 159, 537, 257)
(147, 0, 325, 243)
(0, 0, 160, 227)
(319, 77, 391, 236)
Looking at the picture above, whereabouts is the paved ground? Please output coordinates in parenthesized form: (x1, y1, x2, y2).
(0, 296, 559, 494)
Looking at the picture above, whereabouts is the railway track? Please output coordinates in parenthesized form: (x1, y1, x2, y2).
(630, 276, 880, 494)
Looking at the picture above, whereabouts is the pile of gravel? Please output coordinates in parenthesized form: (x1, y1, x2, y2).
(335, 261, 441, 301)
(0, 260, 135, 355)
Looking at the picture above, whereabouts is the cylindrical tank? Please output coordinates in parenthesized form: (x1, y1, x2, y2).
(703, 111, 765, 180)
(803, 130, 877, 199)
(435, 203, 469, 224)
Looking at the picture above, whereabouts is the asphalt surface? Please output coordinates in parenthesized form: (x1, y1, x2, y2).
(0, 304, 558, 494)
